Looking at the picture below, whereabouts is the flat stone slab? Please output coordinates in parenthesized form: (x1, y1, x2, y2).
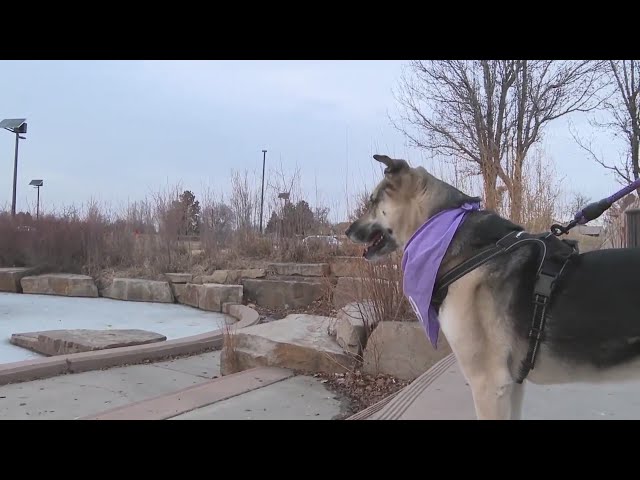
(21, 274, 98, 297)
(330, 256, 365, 277)
(194, 269, 265, 285)
(102, 278, 174, 303)
(0, 267, 38, 293)
(164, 273, 192, 284)
(267, 263, 330, 277)
(220, 313, 356, 375)
(242, 278, 325, 309)
(10, 329, 167, 356)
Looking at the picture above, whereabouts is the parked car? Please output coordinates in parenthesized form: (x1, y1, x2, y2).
(302, 235, 341, 248)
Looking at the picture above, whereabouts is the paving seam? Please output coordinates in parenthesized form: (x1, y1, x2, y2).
(80, 367, 294, 420)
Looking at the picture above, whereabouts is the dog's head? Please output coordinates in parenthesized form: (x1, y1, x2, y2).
(345, 154, 426, 261)
(346, 154, 478, 261)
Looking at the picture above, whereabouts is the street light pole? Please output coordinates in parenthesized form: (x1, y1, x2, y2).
(259, 149, 267, 234)
(29, 180, 43, 220)
(1, 119, 27, 218)
(11, 132, 20, 217)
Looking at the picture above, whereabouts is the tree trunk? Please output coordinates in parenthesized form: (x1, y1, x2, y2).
(509, 158, 524, 225)
(482, 168, 499, 211)
(632, 106, 639, 181)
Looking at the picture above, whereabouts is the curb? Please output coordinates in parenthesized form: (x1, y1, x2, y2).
(0, 303, 261, 386)
(346, 353, 457, 420)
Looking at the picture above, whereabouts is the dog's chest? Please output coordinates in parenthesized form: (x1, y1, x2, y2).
(437, 269, 488, 346)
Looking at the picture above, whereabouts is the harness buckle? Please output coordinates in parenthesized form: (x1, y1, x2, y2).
(533, 294, 548, 306)
(534, 272, 555, 299)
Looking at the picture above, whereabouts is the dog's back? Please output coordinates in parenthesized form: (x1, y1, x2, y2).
(543, 247, 640, 369)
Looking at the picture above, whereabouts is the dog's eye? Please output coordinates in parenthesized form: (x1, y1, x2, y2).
(382, 210, 386, 216)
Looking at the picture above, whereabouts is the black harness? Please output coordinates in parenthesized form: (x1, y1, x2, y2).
(430, 230, 578, 384)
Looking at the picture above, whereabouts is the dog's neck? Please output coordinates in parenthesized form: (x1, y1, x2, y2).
(397, 173, 480, 249)
(395, 173, 522, 280)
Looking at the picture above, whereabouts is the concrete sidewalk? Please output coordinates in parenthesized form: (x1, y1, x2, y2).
(0, 351, 222, 419)
(0, 351, 348, 420)
(351, 354, 640, 420)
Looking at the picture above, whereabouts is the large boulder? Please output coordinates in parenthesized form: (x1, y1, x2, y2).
(242, 278, 325, 309)
(195, 269, 265, 285)
(267, 263, 330, 277)
(20, 274, 98, 298)
(0, 267, 39, 293)
(11, 329, 166, 356)
(176, 283, 202, 308)
(332, 276, 368, 309)
(332, 302, 375, 357)
(102, 278, 174, 303)
(198, 284, 243, 312)
(220, 314, 356, 375)
(362, 321, 452, 381)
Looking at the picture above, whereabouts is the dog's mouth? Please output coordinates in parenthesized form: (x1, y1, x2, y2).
(363, 229, 392, 260)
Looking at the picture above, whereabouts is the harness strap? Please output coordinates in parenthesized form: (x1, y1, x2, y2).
(514, 244, 574, 383)
(429, 229, 575, 384)
(432, 230, 543, 308)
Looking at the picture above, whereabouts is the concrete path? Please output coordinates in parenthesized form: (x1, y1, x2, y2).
(0, 292, 229, 363)
(0, 351, 347, 420)
(171, 375, 346, 420)
(350, 354, 640, 420)
(0, 351, 222, 419)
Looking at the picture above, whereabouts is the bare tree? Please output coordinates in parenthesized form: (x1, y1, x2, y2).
(394, 60, 607, 223)
(571, 60, 640, 186)
(229, 170, 259, 233)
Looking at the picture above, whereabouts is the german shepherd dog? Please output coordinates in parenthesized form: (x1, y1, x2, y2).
(346, 154, 640, 420)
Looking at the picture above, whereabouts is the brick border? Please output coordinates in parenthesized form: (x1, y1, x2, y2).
(80, 366, 293, 420)
(0, 303, 261, 386)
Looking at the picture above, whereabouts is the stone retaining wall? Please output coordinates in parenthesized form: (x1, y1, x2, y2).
(3, 259, 376, 315)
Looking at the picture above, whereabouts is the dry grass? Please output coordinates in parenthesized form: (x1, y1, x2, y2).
(0, 168, 360, 282)
(344, 254, 417, 339)
(221, 319, 240, 375)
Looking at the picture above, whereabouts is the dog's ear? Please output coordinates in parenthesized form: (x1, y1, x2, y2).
(373, 154, 409, 175)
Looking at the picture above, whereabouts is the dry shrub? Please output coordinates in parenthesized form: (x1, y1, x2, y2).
(0, 183, 206, 278)
(221, 320, 240, 375)
(352, 254, 417, 338)
(234, 231, 274, 259)
(517, 149, 564, 233)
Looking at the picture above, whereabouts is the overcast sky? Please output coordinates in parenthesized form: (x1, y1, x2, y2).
(0, 60, 623, 222)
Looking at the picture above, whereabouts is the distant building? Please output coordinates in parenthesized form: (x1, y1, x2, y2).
(574, 225, 603, 237)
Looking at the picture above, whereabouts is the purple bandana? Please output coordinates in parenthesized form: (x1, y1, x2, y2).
(401, 202, 481, 348)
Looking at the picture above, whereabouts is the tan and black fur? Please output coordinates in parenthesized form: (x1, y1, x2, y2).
(347, 154, 640, 420)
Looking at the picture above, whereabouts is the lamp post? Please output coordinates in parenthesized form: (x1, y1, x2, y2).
(29, 179, 43, 219)
(259, 149, 267, 234)
(1, 118, 28, 217)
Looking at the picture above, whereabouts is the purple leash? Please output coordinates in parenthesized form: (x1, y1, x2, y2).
(551, 178, 640, 236)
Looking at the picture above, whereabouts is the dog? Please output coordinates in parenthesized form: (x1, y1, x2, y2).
(346, 154, 640, 420)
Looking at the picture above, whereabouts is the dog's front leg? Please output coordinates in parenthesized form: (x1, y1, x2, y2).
(509, 382, 525, 420)
(468, 376, 518, 420)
